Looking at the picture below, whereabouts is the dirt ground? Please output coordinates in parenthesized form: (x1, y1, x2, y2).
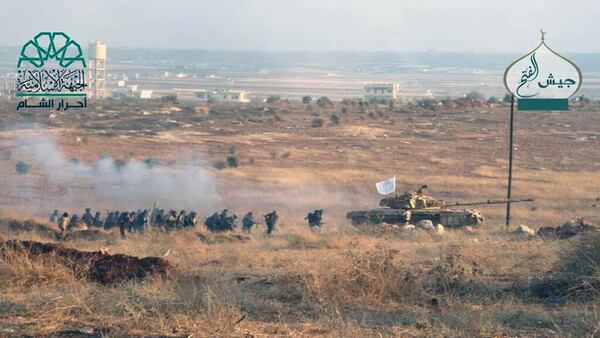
(0, 97, 598, 336)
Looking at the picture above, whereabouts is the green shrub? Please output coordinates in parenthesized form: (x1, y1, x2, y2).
(330, 114, 340, 125)
(226, 155, 239, 168)
(266, 95, 281, 104)
(213, 161, 226, 170)
(316, 96, 333, 108)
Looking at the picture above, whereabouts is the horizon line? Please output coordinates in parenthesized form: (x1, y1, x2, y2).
(1, 45, 599, 55)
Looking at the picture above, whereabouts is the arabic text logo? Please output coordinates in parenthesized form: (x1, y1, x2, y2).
(16, 32, 88, 112)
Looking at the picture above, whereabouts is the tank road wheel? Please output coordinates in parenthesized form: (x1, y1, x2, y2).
(350, 217, 365, 226)
(465, 210, 485, 227)
(366, 212, 384, 225)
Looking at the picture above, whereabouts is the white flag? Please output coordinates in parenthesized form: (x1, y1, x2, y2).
(376, 176, 396, 195)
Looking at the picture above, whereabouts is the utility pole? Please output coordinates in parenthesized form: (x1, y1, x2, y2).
(506, 94, 514, 227)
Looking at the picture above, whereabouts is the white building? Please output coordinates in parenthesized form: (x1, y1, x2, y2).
(364, 83, 399, 103)
(197, 89, 250, 103)
(139, 90, 153, 99)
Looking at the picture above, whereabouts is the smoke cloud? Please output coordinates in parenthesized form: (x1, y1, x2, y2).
(1, 125, 219, 216)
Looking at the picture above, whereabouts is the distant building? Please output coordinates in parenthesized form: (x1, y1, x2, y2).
(111, 84, 154, 99)
(197, 89, 250, 103)
(364, 83, 399, 103)
(2, 75, 16, 98)
(139, 90, 153, 99)
(88, 41, 107, 99)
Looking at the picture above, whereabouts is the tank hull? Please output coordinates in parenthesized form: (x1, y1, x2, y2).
(346, 208, 484, 228)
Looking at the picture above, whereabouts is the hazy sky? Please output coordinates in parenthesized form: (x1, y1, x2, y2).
(2, 0, 598, 52)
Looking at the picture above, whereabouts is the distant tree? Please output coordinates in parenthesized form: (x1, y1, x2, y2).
(416, 98, 436, 110)
(388, 99, 398, 110)
(503, 93, 513, 103)
(161, 95, 178, 104)
(113, 159, 126, 169)
(266, 95, 281, 104)
(144, 157, 160, 168)
(302, 95, 313, 104)
(316, 96, 333, 108)
(213, 161, 226, 170)
(226, 155, 239, 168)
(15, 161, 30, 175)
(330, 114, 341, 125)
(487, 96, 499, 104)
(465, 91, 485, 102)
(311, 118, 324, 128)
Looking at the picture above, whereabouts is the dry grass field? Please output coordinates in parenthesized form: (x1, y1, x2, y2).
(0, 97, 598, 337)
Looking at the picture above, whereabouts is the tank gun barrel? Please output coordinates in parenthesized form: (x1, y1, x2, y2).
(443, 198, 534, 207)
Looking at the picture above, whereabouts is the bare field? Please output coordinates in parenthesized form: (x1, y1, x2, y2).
(0, 98, 598, 337)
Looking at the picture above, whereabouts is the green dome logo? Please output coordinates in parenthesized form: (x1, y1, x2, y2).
(17, 32, 86, 68)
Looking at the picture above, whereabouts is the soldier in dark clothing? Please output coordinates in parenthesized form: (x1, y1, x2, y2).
(165, 210, 178, 229)
(205, 212, 219, 232)
(183, 211, 197, 227)
(242, 212, 256, 233)
(305, 209, 324, 229)
(103, 212, 111, 229)
(120, 212, 134, 238)
(216, 209, 235, 232)
(81, 208, 94, 226)
(264, 211, 278, 235)
(93, 211, 102, 227)
(223, 214, 237, 231)
(218, 209, 229, 229)
(114, 211, 122, 229)
(176, 210, 186, 228)
(70, 214, 79, 226)
(119, 212, 127, 238)
(152, 209, 165, 228)
(134, 210, 149, 232)
(203, 210, 236, 232)
(128, 212, 136, 232)
(150, 207, 159, 226)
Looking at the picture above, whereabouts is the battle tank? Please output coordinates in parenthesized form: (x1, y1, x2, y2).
(346, 188, 533, 228)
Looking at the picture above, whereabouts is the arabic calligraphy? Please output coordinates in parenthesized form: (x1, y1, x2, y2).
(516, 53, 539, 98)
(538, 73, 576, 89)
(17, 69, 87, 93)
(16, 97, 87, 111)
